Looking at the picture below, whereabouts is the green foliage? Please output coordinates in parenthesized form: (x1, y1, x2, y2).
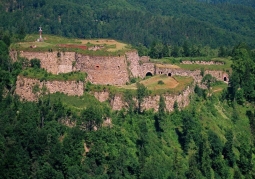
(198, 137, 212, 178)
(2, 0, 255, 49)
(136, 82, 149, 113)
(201, 74, 217, 90)
(174, 100, 179, 111)
(30, 58, 41, 69)
(80, 105, 105, 131)
(223, 130, 235, 167)
(200, 67, 205, 77)
(227, 43, 255, 102)
(194, 84, 206, 98)
(157, 80, 164, 85)
(32, 83, 40, 94)
(20, 68, 86, 82)
(124, 89, 136, 113)
(158, 95, 166, 118)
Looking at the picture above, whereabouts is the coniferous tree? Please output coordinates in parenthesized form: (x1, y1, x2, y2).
(223, 130, 235, 167)
(136, 83, 148, 113)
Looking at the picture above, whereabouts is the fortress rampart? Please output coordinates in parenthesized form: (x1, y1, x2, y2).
(75, 54, 129, 85)
(20, 51, 76, 74)
(14, 49, 229, 111)
(16, 50, 229, 86)
(155, 67, 229, 83)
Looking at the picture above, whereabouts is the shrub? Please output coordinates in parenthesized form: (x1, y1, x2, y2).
(130, 78, 137, 83)
(23, 71, 28, 76)
(30, 58, 41, 69)
(158, 80, 164, 85)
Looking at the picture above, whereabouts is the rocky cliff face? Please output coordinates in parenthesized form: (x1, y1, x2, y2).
(15, 76, 84, 101)
(93, 85, 194, 112)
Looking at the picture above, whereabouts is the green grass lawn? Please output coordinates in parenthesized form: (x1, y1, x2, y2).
(20, 68, 86, 82)
(11, 34, 133, 56)
(88, 75, 194, 96)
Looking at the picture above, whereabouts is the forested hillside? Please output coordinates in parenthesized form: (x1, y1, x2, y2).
(1, 1, 255, 178)
(197, 0, 255, 7)
(1, 30, 255, 178)
(0, 0, 255, 48)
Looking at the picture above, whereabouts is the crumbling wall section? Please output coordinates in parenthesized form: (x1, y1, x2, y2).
(15, 76, 84, 101)
(125, 51, 140, 77)
(19, 51, 76, 74)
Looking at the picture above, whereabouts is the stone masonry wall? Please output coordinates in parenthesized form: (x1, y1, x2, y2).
(139, 63, 155, 78)
(125, 51, 140, 77)
(15, 76, 84, 101)
(18, 51, 140, 85)
(16, 50, 228, 85)
(75, 54, 129, 85)
(181, 61, 224, 65)
(19, 51, 76, 74)
(155, 67, 229, 83)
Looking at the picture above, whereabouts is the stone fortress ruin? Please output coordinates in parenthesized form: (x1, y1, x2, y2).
(16, 50, 229, 85)
(11, 34, 229, 111)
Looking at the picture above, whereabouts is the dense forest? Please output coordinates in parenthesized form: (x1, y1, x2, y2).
(0, 0, 255, 49)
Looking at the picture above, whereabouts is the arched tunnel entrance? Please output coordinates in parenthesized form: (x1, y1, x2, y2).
(224, 77, 227, 82)
(168, 73, 172, 77)
(146, 72, 153, 77)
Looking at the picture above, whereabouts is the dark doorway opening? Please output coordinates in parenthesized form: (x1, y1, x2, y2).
(168, 73, 172, 77)
(146, 72, 153, 76)
(224, 77, 227, 81)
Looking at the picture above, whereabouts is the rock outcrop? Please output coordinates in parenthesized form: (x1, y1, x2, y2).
(93, 85, 193, 112)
